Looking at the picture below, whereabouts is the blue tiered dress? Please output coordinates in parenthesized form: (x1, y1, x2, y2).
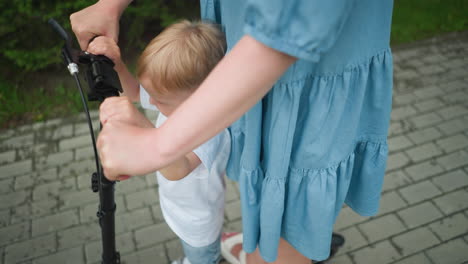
(201, 0, 394, 261)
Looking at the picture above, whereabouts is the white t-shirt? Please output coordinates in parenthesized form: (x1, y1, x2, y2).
(140, 86, 231, 247)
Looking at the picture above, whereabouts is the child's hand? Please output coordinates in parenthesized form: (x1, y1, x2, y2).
(100, 96, 154, 128)
(87, 36, 122, 67)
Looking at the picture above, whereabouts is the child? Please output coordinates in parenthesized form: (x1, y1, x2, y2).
(88, 20, 229, 264)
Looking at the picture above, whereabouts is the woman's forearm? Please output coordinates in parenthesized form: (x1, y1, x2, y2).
(100, 0, 133, 18)
(154, 35, 296, 168)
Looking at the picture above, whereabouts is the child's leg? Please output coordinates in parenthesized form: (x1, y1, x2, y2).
(180, 234, 222, 264)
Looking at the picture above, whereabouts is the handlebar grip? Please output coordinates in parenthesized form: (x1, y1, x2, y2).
(48, 18, 70, 42)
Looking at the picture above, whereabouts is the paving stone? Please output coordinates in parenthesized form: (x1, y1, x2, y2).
(0, 177, 14, 194)
(83, 239, 102, 264)
(75, 145, 94, 161)
(134, 222, 177, 248)
(60, 159, 95, 178)
(32, 178, 76, 201)
(443, 90, 468, 104)
(165, 239, 184, 262)
(397, 202, 443, 228)
(33, 246, 84, 264)
(36, 124, 74, 141)
(59, 189, 99, 210)
(436, 133, 468, 153)
(0, 150, 15, 165)
(0, 159, 33, 179)
(388, 120, 413, 137)
(378, 191, 408, 215)
(437, 150, 468, 170)
(425, 238, 468, 264)
(388, 135, 414, 152)
(441, 58, 467, 69)
(151, 204, 165, 224)
(57, 223, 100, 250)
(418, 65, 445, 75)
(414, 98, 445, 112)
(437, 118, 468, 135)
(433, 189, 468, 215)
(0, 190, 29, 210)
(386, 152, 411, 172)
(399, 180, 442, 204)
(409, 112, 443, 129)
(392, 227, 439, 257)
(432, 169, 468, 192)
(404, 160, 445, 181)
(0, 221, 30, 246)
(4, 233, 56, 264)
(422, 54, 446, 64)
(113, 175, 149, 194)
(382, 170, 412, 192)
(116, 232, 136, 255)
(359, 214, 406, 242)
(391, 105, 418, 121)
(32, 209, 80, 236)
(35, 150, 74, 170)
(413, 85, 444, 99)
(406, 127, 443, 145)
(223, 218, 243, 233)
(393, 92, 418, 106)
(428, 213, 468, 241)
(225, 200, 241, 221)
(15, 168, 59, 190)
(336, 227, 367, 255)
(395, 69, 419, 80)
(349, 240, 401, 264)
(437, 105, 468, 120)
(405, 142, 443, 162)
(59, 134, 94, 151)
(115, 207, 154, 234)
(121, 244, 167, 264)
(1, 133, 34, 149)
(393, 253, 432, 264)
(74, 120, 100, 136)
(328, 254, 353, 264)
(125, 188, 158, 210)
(225, 179, 239, 202)
(0, 209, 9, 227)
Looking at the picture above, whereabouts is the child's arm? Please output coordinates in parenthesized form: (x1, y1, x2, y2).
(87, 36, 140, 102)
(158, 152, 201, 181)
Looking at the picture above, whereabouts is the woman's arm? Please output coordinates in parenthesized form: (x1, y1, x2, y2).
(70, 0, 133, 50)
(156, 35, 297, 166)
(98, 35, 296, 179)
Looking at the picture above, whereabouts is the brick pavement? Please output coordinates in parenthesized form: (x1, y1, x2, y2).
(1, 32, 468, 264)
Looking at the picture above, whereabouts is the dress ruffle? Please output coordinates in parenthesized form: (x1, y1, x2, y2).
(233, 140, 387, 261)
(226, 49, 392, 262)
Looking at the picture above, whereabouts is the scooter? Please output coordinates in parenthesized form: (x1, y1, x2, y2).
(49, 18, 122, 264)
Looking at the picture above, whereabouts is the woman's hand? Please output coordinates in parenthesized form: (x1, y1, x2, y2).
(87, 36, 123, 67)
(97, 121, 158, 180)
(99, 97, 154, 128)
(70, 0, 132, 50)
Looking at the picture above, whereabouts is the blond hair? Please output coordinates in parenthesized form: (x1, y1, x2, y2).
(137, 20, 226, 94)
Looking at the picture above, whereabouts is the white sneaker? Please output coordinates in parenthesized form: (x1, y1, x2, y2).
(171, 257, 191, 264)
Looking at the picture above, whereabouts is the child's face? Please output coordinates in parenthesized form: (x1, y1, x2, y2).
(140, 76, 192, 117)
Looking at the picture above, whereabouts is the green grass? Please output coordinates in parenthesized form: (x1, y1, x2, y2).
(0, 78, 97, 129)
(1, 1, 468, 130)
(391, 0, 468, 44)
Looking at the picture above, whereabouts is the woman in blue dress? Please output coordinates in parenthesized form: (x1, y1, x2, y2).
(71, 0, 393, 263)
